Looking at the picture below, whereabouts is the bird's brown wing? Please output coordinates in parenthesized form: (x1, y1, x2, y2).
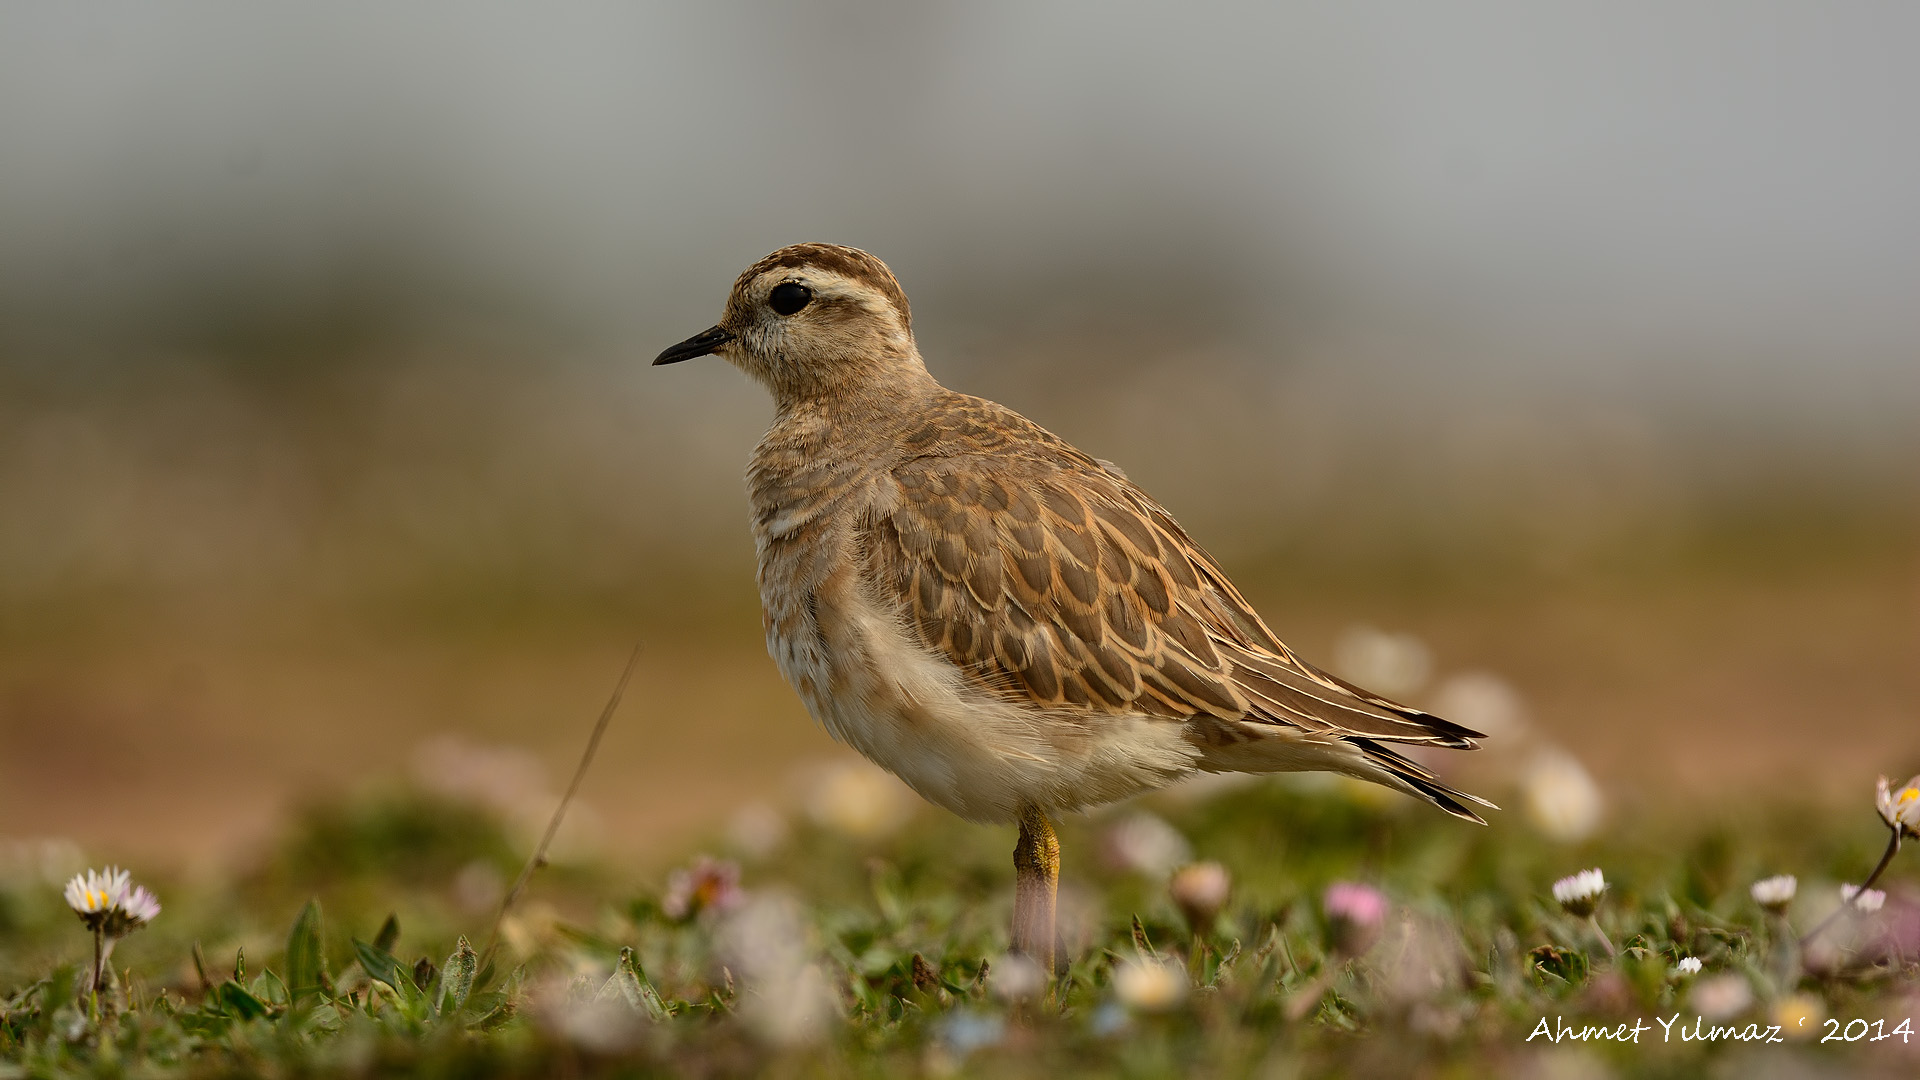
(863, 415, 1484, 750)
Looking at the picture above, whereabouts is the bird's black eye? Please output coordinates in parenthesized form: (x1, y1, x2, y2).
(769, 281, 813, 316)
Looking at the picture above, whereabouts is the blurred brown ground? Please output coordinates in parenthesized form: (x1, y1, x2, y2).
(1, 346, 1914, 867)
(3, 542, 1916, 867)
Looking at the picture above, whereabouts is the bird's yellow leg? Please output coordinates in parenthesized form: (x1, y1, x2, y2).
(1012, 805, 1059, 978)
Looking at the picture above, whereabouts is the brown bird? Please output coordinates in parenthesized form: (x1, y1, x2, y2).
(655, 243, 1492, 974)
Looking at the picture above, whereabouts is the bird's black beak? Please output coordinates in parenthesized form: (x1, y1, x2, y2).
(653, 325, 734, 366)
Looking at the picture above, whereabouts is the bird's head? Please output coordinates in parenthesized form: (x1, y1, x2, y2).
(654, 243, 929, 405)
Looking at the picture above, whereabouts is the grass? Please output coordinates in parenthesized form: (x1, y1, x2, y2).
(2, 772, 1917, 1078)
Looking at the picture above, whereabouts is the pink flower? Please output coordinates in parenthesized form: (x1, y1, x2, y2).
(662, 856, 743, 921)
(117, 885, 161, 927)
(1324, 882, 1388, 957)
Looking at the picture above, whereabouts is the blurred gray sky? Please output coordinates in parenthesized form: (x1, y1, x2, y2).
(2, 2, 1917, 409)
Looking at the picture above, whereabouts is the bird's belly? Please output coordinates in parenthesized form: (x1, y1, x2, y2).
(763, 581, 1198, 823)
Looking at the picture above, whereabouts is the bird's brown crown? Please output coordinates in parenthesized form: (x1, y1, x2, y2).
(731, 243, 912, 333)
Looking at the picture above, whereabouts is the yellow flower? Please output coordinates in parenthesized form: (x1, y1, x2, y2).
(1772, 993, 1825, 1039)
(1112, 957, 1188, 1012)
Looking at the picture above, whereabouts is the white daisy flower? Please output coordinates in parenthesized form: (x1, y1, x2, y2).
(1750, 874, 1797, 913)
(1876, 775, 1920, 839)
(1551, 868, 1607, 918)
(64, 865, 160, 995)
(63, 866, 160, 936)
(1840, 884, 1886, 913)
(1675, 956, 1703, 976)
(63, 867, 130, 929)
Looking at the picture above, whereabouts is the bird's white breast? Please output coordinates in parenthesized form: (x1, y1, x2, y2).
(753, 496, 1199, 824)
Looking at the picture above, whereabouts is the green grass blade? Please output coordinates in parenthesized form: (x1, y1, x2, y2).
(284, 899, 326, 1004)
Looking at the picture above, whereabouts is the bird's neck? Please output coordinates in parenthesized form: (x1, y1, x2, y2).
(768, 353, 942, 436)
(755, 376, 939, 494)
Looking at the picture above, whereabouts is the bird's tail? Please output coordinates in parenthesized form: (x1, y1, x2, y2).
(1193, 723, 1498, 824)
(1349, 737, 1497, 824)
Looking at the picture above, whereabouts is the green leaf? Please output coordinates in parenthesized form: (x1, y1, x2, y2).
(1528, 944, 1588, 985)
(285, 899, 326, 1003)
(32, 969, 75, 1040)
(438, 936, 477, 1015)
(1620, 948, 1665, 1006)
(190, 941, 213, 993)
(175, 1008, 233, 1038)
(353, 939, 412, 996)
(255, 969, 289, 1007)
(216, 980, 270, 1021)
(464, 989, 508, 1015)
(596, 947, 669, 1021)
(372, 913, 401, 955)
(471, 998, 517, 1032)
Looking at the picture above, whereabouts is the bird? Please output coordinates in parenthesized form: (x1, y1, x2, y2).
(654, 243, 1493, 975)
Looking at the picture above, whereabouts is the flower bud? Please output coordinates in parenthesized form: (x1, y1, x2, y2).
(1169, 861, 1230, 936)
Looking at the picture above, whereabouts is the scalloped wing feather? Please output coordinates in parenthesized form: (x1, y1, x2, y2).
(863, 397, 1488, 755)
